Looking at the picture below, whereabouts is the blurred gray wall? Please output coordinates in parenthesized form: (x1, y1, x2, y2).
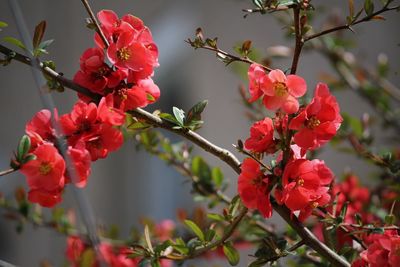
(0, 0, 399, 266)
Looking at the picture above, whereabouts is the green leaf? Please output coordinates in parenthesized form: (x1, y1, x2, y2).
(0, 21, 8, 28)
(3, 37, 26, 51)
(191, 156, 211, 182)
(252, 0, 265, 8)
(205, 229, 216, 242)
(278, 0, 299, 7)
(159, 112, 179, 125)
(17, 135, 31, 160)
(184, 219, 205, 241)
(172, 107, 185, 126)
(223, 242, 240, 266)
(364, 0, 374, 16)
(211, 167, 224, 188)
(150, 260, 161, 267)
(33, 20, 46, 49)
(38, 39, 54, 50)
(186, 100, 208, 124)
(207, 213, 225, 222)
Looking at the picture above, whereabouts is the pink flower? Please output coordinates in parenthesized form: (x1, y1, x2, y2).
(247, 65, 307, 113)
(262, 69, 306, 114)
(238, 158, 272, 218)
(244, 118, 276, 153)
(247, 64, 266, 102)
(289, 83, 342, 152)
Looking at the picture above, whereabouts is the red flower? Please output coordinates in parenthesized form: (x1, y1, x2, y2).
(278, 159, 333, 221)
(247, 63, 266, 102)
(20, 144, 65, 207)
(98, 95, 126, 126)
(238, 158, 272, 218)
(244, 118, 276, 153)
(135, 78, 160, 104)
(27, 188, 63, 208)
(113, 85, 148, 112)
(25, 109, 55, 149)
(60, 101, 98, 137)
(21, 144, 65, 192)
(358, 230, 400, 267)
(107, 30, 158, 76)
(73, 47, 112, 95)
(289, 83, 342, 152)
(66, 236, 85, 262)
(83, 124, 123, 161)
(65, 143, 91, 188)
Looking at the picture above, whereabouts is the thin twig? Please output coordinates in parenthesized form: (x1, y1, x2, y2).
(304, 5, 400, 42)
(80, 0, 109, 48)
(189, 43, 273, 72)
(0, 168, 16, 177)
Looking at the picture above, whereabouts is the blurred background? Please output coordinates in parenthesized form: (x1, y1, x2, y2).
(0, 0, 399, 266)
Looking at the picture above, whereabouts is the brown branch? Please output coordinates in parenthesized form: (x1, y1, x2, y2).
(0, 168, 16, 177)
(290, 7, 303, 74)
(0, 45, 350, 267)
(304, 4, 400, 42)
(80, 0, 109, 48)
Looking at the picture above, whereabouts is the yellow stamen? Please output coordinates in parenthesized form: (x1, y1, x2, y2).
(39, 162, 52, 175)
(117, 47, 131, 61)
(306, 116, 321, 129)
(274, 82, 288, 97)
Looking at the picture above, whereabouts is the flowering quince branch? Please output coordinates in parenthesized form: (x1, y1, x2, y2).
(0, 42, 349, 266)
(1, 1, 400, 266)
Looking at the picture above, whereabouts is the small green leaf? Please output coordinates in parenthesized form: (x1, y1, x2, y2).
(172, 107, 185, 126)
(385, 214, 396, 225)
(33, 20, 46, 49)
(0, 21, 8, 28)
(191, 156, 211, 183)
(186, 100, 208, 124)
(223, 242, 240, 266)
(17, 135, 31, 160)
(3, 37, 26, 50)
(211, 167, 223, 188)
(150, 260, 161, 267)
(207, 213, 225, 222)
(81, 249, 96, 267)
(252, 0, 265, 8)
(205, 229, 216, 242)
(364, 0, 374, 16)
(184, 219, 205, 241)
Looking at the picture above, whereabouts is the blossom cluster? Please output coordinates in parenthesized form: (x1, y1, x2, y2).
(19, 10, 160, 208)
(66, 235, 172, 267)
(238, 64, 343, 221)
(65, 220, 175, 267)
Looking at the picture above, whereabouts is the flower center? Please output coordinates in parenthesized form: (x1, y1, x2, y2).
(311, 202, 319, 208)
(305, 116, 320, 129)
(274, 82, 288, 97)
(296, 178, 305, 187)
(96, 66, 109, 77)
(117, 47, 131, 61)
(39, 162, 52, 175)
